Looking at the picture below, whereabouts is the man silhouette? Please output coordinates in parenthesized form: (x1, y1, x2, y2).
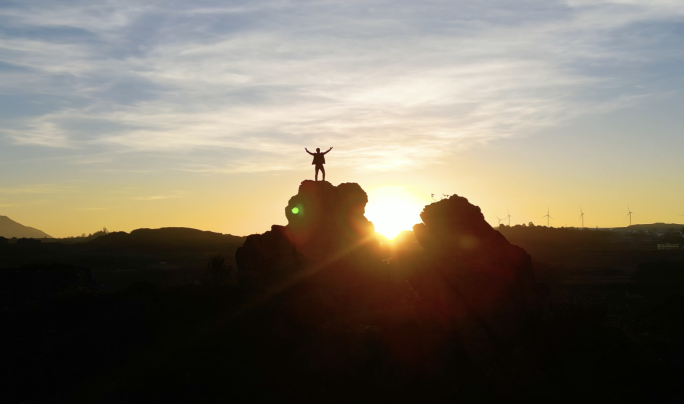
(305, 146, 333, 181)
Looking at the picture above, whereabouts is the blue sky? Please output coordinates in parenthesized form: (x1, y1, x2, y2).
(1, 0, 683, 236)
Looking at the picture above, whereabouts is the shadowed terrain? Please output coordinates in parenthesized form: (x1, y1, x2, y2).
(1, 182, 683, 403)
(1, 228, 245, 291)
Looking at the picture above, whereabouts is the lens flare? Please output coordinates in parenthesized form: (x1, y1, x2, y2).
(292, 207, 300, 214)
(365, 186, 429, 240)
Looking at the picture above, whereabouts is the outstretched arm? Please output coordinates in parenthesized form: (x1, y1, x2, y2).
(323, 147, 333, 155)
(305, 148, 314, 155)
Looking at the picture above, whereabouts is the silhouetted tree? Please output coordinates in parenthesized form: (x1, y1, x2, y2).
(205, 254, 230, 284)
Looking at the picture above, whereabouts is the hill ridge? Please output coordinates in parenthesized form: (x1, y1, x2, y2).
(0, 215, 52, 239)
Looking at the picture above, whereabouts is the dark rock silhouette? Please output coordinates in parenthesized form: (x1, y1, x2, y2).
(234, 184, 547, 388)
(236, 180, 378, 271)
(410, 194, 546, 367)
(236, 184, 545, 371)
(235, 225, 300, 272)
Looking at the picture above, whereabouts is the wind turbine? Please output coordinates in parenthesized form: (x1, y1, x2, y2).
(542, 207, 553, 227)
(495, 215, 504, 226)
(505, 209, 511, 226)
(626, 206, 633, 226)
(579, 206, 585, 228)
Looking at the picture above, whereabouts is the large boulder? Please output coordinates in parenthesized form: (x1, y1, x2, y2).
(411, 194, 546, 367)
(236, 181, 378, 272)
(235, 225, 300, 272)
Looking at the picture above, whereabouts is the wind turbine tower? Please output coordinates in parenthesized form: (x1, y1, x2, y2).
(505, 209, 511, 226)
(542, 208, 553, 227)
(579, 206, 585, 228)
(626, 206, 634, 226)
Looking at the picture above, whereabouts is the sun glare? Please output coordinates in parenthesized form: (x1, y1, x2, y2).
(365, 186, 429, 240)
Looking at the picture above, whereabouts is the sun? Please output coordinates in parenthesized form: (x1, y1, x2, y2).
(365, 186, 429, 240)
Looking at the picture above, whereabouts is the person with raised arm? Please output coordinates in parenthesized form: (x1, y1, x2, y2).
(305, 147, 333, 182)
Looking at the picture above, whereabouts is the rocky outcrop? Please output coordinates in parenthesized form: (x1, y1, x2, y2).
(236, 181, 378, 272)
(236, 183, 544, 371)
(410, 194, 546, 367)
(234, 225, 300, 272)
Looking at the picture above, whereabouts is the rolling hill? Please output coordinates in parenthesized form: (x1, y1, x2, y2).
(84, 227, 244, 252)
(623, 223, 684, 232)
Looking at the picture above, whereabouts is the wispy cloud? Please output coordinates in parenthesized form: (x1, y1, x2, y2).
(0, 184, 78, 194)
(129, 191, 184, 201)
(0, 0, 682, 171)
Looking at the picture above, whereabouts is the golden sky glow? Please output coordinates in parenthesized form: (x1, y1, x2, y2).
(1, 1, 683, 237)
(365, 186, 431, 240)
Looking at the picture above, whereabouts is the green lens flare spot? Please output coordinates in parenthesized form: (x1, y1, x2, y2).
(291, 207, 299, 214)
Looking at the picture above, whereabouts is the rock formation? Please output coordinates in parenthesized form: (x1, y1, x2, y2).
(410, 194, 546, 368)
(235, 183, 545, 374)
(236, 180, 378, 272)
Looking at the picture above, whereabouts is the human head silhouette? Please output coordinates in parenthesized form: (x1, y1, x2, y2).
(316, 148, 320, 152)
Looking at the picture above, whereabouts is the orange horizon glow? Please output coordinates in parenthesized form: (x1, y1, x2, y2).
(1, 2, 683, 238)
(365, 186, 430, 240)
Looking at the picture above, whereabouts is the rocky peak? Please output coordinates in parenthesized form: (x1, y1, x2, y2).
(236, 181, 378, 271)
(409, 194, 546, 366)
(413, 194, 508, 259)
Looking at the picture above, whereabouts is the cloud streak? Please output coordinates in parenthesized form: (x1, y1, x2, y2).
(1, 0, 683, 171)
(128, 191, 184, 201)
(0, 184, 78, 194)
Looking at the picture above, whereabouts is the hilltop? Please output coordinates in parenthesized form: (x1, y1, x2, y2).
(622, 223, 684, 232)
(86, 227, 244, 252)
(0, 216, 52, 239)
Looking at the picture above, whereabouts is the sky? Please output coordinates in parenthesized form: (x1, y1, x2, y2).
(1, 0, 683, 238)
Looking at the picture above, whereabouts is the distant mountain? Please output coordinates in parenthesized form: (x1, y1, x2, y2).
(0, 216, 52, 239)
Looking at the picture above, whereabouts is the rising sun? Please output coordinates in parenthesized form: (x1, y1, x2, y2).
(365, 186, 429, 240)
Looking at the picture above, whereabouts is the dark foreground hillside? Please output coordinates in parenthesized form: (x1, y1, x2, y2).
(0, 227, 245, 291)
(2, 264, 683, 403)
(1, 184, 683, 403)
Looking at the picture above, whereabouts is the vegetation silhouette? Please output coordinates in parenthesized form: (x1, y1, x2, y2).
(305, 146, 332, 181)
(204, 254, 234, 284)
